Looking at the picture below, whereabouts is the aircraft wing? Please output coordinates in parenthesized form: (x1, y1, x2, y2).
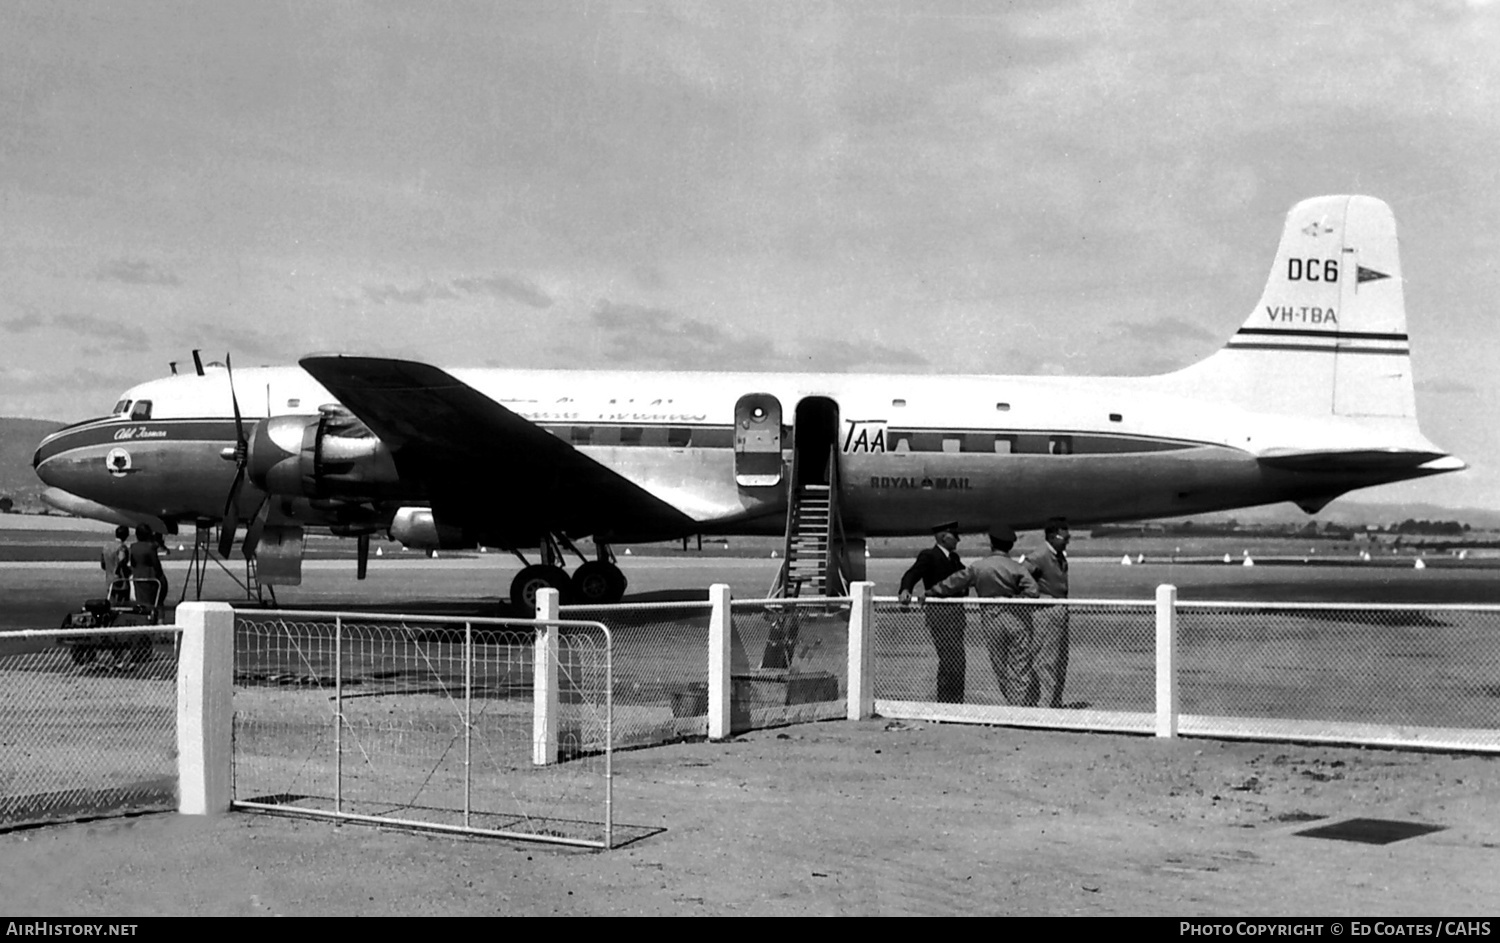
(298, 355, 697, 543)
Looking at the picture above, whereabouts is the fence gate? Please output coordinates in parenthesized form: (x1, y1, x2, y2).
(231, 610, 613, 848)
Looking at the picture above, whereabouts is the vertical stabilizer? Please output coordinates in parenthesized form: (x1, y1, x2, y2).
(1159, 195, 1416, 421)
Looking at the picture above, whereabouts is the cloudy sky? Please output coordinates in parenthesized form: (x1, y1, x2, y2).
(2, 1, 1497, 510)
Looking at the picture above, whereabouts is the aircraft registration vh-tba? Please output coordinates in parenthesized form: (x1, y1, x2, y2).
(33, 195, 1463, 607)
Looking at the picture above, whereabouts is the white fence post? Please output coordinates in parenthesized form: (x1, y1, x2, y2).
(533, 587, 560, 766)
(847, 581, 875, 720)
(1155, 584, 1178, 739)
(176, 601, 234, 815)
(708, 583, 732, 740)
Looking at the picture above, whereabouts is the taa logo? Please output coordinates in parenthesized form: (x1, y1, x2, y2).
(1287, 258, 1339, 282)
(842, 419, 888, 454)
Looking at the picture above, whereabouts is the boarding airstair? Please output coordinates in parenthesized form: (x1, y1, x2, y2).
(770, 446, 848, 598)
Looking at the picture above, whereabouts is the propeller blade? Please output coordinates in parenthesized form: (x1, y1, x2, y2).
(357, 534, 370, 580)
(242, 496, 270, 560)
(218, 466, 246, 557)
(225, 352, 245, 447)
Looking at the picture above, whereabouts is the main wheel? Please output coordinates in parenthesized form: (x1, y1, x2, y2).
(569, 561, 628, 605)
(510, 564, 571, 612)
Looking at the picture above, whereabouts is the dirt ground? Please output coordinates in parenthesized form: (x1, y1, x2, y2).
(3, 720, 1498, 917)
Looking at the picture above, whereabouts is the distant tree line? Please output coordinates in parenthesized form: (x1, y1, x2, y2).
(1093, 519, 1473, 537)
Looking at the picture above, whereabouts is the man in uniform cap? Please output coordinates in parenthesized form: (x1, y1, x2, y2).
(898, 521, 967, 702)
(928, 524, 1040, 705)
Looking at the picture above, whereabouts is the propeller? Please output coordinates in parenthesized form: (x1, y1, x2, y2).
(218, 354, 248, 557)
(217, 353, 271, 559)
(357, 534, 370, 580)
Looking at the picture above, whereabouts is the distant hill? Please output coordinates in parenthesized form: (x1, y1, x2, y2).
(0, 417, 63, 511)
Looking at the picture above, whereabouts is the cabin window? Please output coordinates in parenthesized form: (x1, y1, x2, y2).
(129, 400, 152, 421)
(1049, 435, 1073, 455)
(1109, 413, 1122, 423)
(942, 437, 961, 454)
(993, 436, 1015, 454)
(667, 427, 693, 447)
(892, 398, 906, 408)
(619, 427, 643, 446)
(570, 426, 593, 445)
(287, 398, 301, 409)
(995, 402, 1011, 411)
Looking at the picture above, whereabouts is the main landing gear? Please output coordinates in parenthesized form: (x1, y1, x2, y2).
(508, 534, 628, 610)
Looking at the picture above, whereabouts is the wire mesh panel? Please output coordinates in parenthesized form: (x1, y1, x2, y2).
(560, 602, 712, 746)
(0, 627, 179, 828)
(728, 597, 849, 731)
(1175, 603, 1500, 746)
(233, 611, 614, 848)
(873, 598, 1157, 727)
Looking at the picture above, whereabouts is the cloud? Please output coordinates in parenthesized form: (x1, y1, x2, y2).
(1118, 316, 1219, 345)
(797, 336, 927, 372)
(2, 314, 45, 333)
(1417, 378, 1476, 395)
(362, 281, 460, 305)
(192, 324, 289, 363)
(450, 275, 553, 308)
(94, 259, 181, 286)
(52, 313, 150, 352)
(361, 274, 553, 308)
(590, 300, 779, 368)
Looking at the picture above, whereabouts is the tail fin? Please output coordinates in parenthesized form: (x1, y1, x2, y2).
(1161, 195, 1415, 420)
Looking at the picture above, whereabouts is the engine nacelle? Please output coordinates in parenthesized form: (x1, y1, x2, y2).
(389, 507, 470, 550)
(248, 406, 403, 500)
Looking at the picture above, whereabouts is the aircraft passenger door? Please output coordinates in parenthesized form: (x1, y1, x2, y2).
(734, 394, 784, 487)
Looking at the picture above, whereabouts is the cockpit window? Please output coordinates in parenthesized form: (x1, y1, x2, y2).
(113, 399, 131, 416)
(129, 400, 152, 421)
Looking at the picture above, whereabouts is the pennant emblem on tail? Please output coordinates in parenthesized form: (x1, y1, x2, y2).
(1357, 266, 1390, 283)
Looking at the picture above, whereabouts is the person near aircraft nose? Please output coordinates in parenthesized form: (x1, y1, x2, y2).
(1025, 518, 1071, 708)
(101, 524, 132, 603)
(129, 525, 168, 617)
(898, 521, 967, 703)
(927, 524, 1040, 706)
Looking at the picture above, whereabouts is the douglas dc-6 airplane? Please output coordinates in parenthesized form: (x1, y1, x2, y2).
(33, 195, 1463, 607)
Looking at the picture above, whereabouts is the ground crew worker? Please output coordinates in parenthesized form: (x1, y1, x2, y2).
(898, 521, 967, 703)
(1025, 518, 1071, 708)
(129, 525, 168, 617)
(927, 524, 1040, 705)
(101, 524, 132, 603)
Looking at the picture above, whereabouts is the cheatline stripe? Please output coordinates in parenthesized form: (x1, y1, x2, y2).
(1227, 343, 1410, 356)
(1236, 327, 1409, 341)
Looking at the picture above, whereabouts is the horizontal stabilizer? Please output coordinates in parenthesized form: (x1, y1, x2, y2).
(1256, 448, 1464, 473)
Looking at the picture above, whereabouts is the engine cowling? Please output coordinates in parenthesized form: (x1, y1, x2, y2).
(248, 406, 404, 500)
(389, 507, 470, 550)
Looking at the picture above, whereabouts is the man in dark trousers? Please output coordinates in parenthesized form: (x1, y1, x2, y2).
(1025, 517, 1071, 708)
(898, 521, 967, 703)
(101, 524, 132, 603)
(928, 524, 1040, 705)
(129, 525, 169, 616)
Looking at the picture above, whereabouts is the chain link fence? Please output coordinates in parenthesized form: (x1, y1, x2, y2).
(873, 598, 1156, 722)
(559, 602, 712, 746)
(0, 627, 180, 828)
(233, 610, 615, 848)
(1174, 602, 1500, 746)
(728, 597, 849, 729)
